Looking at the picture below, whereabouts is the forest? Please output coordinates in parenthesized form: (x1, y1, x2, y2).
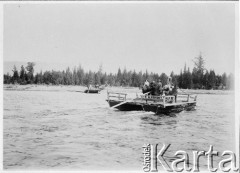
(3, 54, 234, 90)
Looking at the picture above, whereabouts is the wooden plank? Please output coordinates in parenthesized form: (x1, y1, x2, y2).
(108, 92, 127, 95)
(141, 96, 163, 100)
(123, 99, 196, 107)
(111, 100, 129, 108)
(109, 96, 125, 98)
(164, 101, 196, 107)
(140, 98, 163, 102)
(177, 95, 188, 98)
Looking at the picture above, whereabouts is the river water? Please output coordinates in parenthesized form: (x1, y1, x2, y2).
(3, 87, 236, 170)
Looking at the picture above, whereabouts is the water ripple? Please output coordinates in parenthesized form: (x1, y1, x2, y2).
(3, 90, 235, 170)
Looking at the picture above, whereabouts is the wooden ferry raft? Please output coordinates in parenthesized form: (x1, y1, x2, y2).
(84, 85, 105, 93)
(106, 92, 197, 115)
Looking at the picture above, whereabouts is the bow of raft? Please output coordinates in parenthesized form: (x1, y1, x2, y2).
(84, 89, 101, 93)
(106, 92, 197, 115)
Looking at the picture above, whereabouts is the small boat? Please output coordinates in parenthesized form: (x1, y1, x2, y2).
(106, 92, 197, 115)
(84, 88, 101, 93)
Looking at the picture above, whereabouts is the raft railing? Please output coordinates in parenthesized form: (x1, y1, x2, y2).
(107, 91, 197, 108)
(140, 94, 197, 104)
(107, 92, 127, 101)
(140, 95, 164, 102)
(177, 94, 197, 102)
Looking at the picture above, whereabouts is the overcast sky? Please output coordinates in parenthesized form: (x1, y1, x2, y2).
(3, 3, 236, 75)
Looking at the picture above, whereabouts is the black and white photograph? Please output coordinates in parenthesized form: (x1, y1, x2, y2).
(1, 2, 239, 172)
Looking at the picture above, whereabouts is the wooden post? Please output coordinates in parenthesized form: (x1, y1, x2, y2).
(111, 100, 129, 109)
(107, 92, 110, 103)
(187, 94, 190, 102)
(163, 96, 165, 108)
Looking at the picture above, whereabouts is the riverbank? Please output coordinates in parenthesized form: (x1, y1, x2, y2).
(3, 84, 87, 92)
(178, 88, 234, 95)
(3, 84, 234, 95)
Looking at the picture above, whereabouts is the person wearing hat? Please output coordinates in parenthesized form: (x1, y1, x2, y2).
(144, 79, 150, 87)
(171, 83, 178, 102)
(142, 80, 150, 94)
(157, 79, 163, 95)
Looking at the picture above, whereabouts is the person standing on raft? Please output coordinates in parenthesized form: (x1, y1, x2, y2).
(157, 79, 163, 95)
(144, 80, 150, 87)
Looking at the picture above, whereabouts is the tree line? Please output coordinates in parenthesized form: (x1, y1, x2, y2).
(4, 55, 234, 90)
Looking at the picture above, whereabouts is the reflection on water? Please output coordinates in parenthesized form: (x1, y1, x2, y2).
(141, 115, 177, 126)
(3, 89, 235, 170)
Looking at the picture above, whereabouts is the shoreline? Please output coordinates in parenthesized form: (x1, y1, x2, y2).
(3, 84, 234, 95)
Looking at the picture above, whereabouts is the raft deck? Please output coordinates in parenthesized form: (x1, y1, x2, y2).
(107, 92, 197, 108)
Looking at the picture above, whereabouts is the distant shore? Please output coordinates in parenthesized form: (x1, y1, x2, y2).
(3, 84, 234, 95)
(3, 84, 87, 92)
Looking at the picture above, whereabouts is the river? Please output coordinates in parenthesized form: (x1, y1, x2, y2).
(3, 87, 236, 170)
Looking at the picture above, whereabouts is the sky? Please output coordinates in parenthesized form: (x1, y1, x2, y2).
(3, 3, 236, 75)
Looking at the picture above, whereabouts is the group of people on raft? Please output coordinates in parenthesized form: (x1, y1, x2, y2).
(142, 77, 178, 97)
